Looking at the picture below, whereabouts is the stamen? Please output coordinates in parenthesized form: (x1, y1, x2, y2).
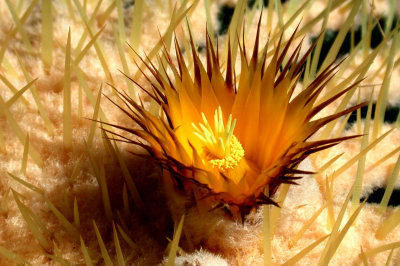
(208, 135, 245, 172)
(193, 107, 244, 173)
(226, 114, 232, 136)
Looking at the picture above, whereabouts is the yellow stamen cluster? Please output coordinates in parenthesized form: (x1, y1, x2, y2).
(208, 135, 244, 172)
(192, 107, 244, 172)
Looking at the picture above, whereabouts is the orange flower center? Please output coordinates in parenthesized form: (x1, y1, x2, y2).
(193, 107, 245, 175)
(206, 135, 244, 172)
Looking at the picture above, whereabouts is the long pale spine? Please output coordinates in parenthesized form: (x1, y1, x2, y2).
(41, 0, 53, 70)
(63, 29, 72, 150)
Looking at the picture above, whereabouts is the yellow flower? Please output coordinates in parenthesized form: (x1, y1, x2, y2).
(108, 24, 365, 215)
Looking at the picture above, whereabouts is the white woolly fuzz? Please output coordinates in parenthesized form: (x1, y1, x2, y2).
(170, 249, 229, 266)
